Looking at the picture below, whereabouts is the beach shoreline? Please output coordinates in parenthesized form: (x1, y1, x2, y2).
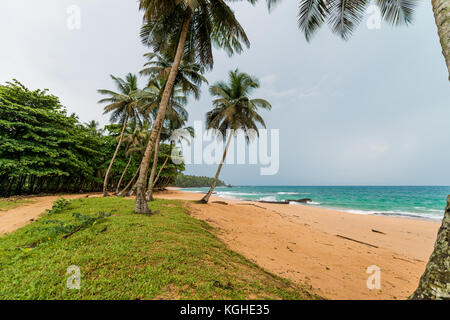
(155, 188, 440, 300)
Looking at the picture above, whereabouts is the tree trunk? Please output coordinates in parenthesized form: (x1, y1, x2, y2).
(201, 134, 233, 204)
(432, 0, 450, 80)
(103, 115, 128, 197)
(115, 155, 132, 194)
(117, 166, 139, 196)
(146, 132, 161, 201)
(410, 195, 450, 299)
(152, 141, 173, 191)
(134, 10, 192, 214)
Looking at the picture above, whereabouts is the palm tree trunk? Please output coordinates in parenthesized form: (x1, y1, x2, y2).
(103, 115, 128, 196)
(146, 132, 161, 201)
(134, 10, 193, 214)
(410, 195, 450, 299)
(115, 155, 132, 194)
(153, 141, 173, 190)
(432, 0, 450, 80)
(201, 134, 233, 204)
(117, 166, 139, 196)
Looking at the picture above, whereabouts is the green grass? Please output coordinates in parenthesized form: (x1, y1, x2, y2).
(0, 198, 35, 211)
(0, 197, 320, 300)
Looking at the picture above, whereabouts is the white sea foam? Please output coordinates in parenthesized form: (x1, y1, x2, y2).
(259, 196, 277, 202)
(288, 200, 321, 205)
(340, 209, 442, 221)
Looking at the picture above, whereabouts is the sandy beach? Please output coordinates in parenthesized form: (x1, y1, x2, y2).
(154, 188, 440, 300)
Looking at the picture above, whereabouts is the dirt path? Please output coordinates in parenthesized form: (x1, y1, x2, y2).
(155, 189, 439, 300)
(0, 193, 101, 236)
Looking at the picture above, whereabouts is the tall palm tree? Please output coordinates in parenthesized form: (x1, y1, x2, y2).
(140, 53, 206, 201)
(430, 0, 449, 79)
(201, 69, 272, 203)
(134, 0, 252, 213)
(98, 73, 143, 196)
(410, 197, 450, 299)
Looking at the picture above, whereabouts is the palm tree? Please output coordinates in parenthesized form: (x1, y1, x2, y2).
(117, 122, 152, 196)
(98, 73, 143, 196)
(201, 69, 272, 203)
(430, 0, 449, 79)
(134, 0, 252, 214)
(114, 122, 148, 194)
(140, 52, 207, 100)
(83, 120, 104, 137)
(140, 53, 206, 201)
(144, 84, 190, 200)
(410, 197, 450, 299)
(152, 124, 195, 191)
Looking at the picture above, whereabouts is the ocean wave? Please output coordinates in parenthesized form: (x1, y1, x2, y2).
(259, 196, 277, 202)
(343, 209, 442, 221)
(288, 200, 321, 205)
(217, 191, 260, 196)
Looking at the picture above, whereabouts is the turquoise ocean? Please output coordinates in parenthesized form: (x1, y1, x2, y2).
(182, 186, 450, 221)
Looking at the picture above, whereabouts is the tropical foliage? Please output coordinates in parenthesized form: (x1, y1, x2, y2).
(175, 174, 226, 188)
(0, 80, 184, 197)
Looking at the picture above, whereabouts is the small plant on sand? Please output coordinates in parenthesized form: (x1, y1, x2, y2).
(28, 211, 111, 240)
(45, 198, 71, 214)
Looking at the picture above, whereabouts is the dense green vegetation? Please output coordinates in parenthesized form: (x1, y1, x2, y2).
(175, 174, 226, 188)
(0, 197, 319, 300)
(0, 80, 184, 197)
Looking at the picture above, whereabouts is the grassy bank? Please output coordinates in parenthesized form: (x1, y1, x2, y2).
(0, 198, 35, 211)
(0, 197, 319, 300)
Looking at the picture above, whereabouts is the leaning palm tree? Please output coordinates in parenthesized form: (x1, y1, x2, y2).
(98, 73, 143, 196)
(140, 54, 206, 201)
(134, 0, 252, 214)
(114, 121, 148, 194)
(145, 84, 190, 200)
(153, 122, 195, 189)
(148, 120, 195, 201)
(117, 122, 152, 197)
(201, 69, 272, 203)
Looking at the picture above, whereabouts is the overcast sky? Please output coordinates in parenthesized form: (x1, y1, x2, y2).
(1, 0, 450, 186)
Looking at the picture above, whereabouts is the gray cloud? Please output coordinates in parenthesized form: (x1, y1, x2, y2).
(1, 0, 449, 185)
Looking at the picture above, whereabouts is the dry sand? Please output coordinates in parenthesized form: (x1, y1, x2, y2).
(155, 188, 440, 300)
